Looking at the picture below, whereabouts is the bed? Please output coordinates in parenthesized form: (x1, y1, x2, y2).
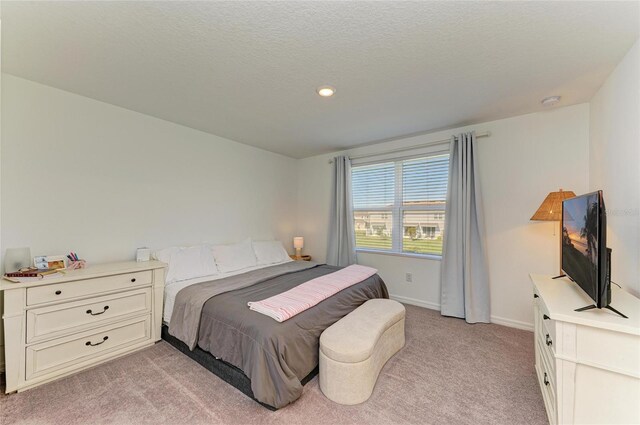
(162, 260, 388, 409)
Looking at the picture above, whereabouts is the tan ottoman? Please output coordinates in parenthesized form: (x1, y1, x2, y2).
(319, 299, 406, 405)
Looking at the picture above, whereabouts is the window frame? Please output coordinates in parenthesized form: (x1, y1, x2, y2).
(351, 147, 449, 260)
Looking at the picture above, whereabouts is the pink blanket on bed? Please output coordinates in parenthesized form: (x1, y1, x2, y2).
(247, 264, 378, 322)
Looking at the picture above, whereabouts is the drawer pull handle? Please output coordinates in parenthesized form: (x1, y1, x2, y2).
(533, 294, 539, 298)
(545, 334, 553, 347)
(86, 306, 110, 316)
(55, 290, 62, 295)
(85, 336, 109, 347)
(543, 314, 550, 320)
(131, 278, 136, 283)
(543, 372, 550, 386)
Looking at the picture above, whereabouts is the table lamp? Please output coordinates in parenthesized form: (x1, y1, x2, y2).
(293, 237, 304, 259)
(530, 188, 576, 274)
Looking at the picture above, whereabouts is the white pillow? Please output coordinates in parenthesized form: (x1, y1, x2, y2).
(153, 244, 218, 284)
(153, 246, 178, 265)
(211, 238, 258, 273)
(253, 240, 291, 265)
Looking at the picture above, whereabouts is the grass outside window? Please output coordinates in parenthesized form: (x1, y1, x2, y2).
(355, 230, 443, 256)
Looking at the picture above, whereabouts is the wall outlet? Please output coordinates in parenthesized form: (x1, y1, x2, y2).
(405, 272, 413, 283)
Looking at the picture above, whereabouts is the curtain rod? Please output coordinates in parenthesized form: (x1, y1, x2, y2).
(328, 131, 491, 164)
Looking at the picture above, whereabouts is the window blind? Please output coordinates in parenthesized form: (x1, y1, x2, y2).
(402, 155, 449, 205)
(352, 162, 395, 209)
(352, 153, 449, 256)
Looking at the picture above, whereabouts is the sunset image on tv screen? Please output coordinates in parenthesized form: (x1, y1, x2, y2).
(562, 193, 599, 299)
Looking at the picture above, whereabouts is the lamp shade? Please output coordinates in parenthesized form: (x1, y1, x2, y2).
(530, 189, 576, 221)
(293, 237, 304, 249)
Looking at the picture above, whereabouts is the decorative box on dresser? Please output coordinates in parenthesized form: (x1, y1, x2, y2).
(1, 261, 166, 393)
(530, 274, 640, 425)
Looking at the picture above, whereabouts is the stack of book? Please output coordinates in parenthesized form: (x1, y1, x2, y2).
(3, 268, 63, 283)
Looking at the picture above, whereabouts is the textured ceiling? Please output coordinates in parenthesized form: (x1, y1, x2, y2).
(2, 1, 639, 158)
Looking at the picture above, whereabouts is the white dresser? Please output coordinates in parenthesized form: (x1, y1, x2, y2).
(530, 274, 640, 425)
(1, 261, 166, 393)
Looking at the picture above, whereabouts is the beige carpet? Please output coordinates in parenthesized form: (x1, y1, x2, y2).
(0, 305, 547, 425)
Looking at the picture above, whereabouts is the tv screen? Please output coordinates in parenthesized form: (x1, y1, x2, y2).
(561, 191, 603, 305)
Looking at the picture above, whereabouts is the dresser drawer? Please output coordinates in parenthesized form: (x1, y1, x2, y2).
(535, 300, 556, 351)
(25, 316, 150, 380)
(535, 307, 556, 377)
(536, 338, 557, 424)
(541, 316, 556, 353)
(26, 271, 152, 306)
(26, 288, 151, 343)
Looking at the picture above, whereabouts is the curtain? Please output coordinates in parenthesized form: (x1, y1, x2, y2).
(327, 155, 357, 267)
(440, 132, 490, 323)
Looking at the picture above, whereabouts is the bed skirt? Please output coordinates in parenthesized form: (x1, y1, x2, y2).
(161, 325, 318, 410)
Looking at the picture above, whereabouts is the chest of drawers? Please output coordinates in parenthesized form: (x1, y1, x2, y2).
(1, 261, 166, 393)
(530, 274, 640, 425)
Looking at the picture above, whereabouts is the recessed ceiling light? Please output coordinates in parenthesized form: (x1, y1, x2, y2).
(541, 95, 561, 106)
(317, 85, 336, 97)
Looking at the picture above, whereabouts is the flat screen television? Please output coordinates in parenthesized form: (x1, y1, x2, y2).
(561, 191, 612, 309)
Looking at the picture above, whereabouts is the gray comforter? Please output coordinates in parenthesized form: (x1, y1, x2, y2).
(169, 261, 317, 349)
(170, 262, 388, 408)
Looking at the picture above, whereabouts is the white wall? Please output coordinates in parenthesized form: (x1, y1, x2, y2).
(1, 74, 299, 264)
(589, 39, 640, 297)
(298, 104, 590, 329)
(0, 22, 4, 370)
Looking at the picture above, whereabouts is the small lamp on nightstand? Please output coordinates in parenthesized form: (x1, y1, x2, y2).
(293, 237, 304, 260)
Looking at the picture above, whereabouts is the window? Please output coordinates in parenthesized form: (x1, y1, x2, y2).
(352, 154, 449, 256)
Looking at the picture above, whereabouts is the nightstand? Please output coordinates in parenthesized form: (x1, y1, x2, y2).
(290, 254, 312, 261)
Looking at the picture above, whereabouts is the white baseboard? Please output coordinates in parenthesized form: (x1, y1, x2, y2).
(489, 315, 534, 332)
(389, 294, 441, 311)
(389, 293, 534, 332)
